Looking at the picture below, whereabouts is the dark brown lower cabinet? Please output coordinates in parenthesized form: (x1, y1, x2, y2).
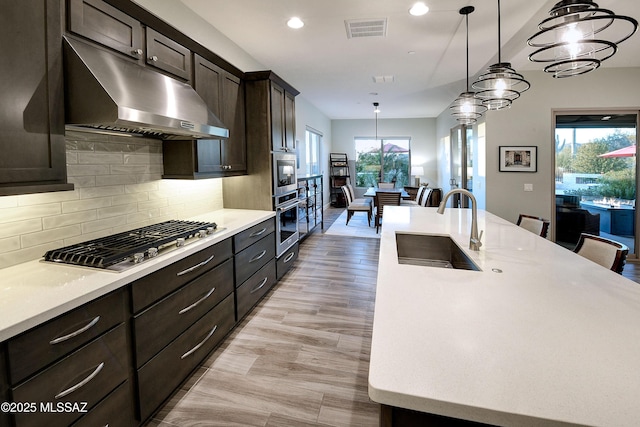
(7, 289, 127, 384)
(137, 293, 235, 421)
(70, 380, 135, 427)
(380, 405, 494, 427)
(234, 232, 275, 285)
(276, 242, 298, 280)
(130, 238, 232, 313)
(1, 346, 9, 427)
(236, 260, 277, 321)
(1, 219, 284, 427)
(134, 259, 234, 368)
(12, 324, 130, 427)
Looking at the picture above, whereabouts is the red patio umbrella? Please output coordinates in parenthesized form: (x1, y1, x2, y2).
(382, 142, 409, 153)
(598, 145, 636, 158)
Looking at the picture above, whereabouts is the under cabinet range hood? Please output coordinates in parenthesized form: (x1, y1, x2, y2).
(63, 37, 229, 140)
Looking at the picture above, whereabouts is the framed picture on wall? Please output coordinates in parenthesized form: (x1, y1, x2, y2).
(499, 146, 537, 172)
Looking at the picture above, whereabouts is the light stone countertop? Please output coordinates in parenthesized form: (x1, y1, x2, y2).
(0, 209, 274, 342)
(368, 206, 640, 427)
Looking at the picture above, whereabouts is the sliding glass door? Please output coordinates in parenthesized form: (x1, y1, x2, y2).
(554, 112, 638, 257)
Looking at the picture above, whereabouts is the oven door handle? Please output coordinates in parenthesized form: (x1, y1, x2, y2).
(276, 200, 300, 211)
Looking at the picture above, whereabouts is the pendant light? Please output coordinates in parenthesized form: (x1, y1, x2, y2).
(450, 6, 486, 125)
(528, 0, 638, 78)
(472, 0, 530, 110)
(373, 102, 382, 182)
(373, 102, 380, 142)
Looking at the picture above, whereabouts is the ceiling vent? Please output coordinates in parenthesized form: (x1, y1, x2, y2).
(372, 75, 395, 83)
(345, 18, 387, 39)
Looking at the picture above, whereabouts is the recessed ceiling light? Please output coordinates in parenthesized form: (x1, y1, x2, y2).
(287, 17, 304, 29)
(409, 2, 429, 16)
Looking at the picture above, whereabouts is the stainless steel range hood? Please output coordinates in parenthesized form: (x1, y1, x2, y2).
(63, 37, 229, 140)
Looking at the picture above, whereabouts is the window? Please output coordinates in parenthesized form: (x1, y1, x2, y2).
(355, 137, 411, 187)
(305, 127, 322, 175)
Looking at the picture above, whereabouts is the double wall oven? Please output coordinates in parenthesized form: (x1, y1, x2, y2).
(272, 152, 299, 257)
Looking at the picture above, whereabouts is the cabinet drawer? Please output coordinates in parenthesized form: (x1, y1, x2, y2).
(0, 346, 9, 427)
(145, 27, 191, 81)
(137, 293, 235, 421)
(276, 242, 298, 280)
(233, 218, 275, 253)
(68, 0, 143, 60)
(131, 238, 232, 313)
(70, 380, 135, 427)
(134, 258, 234, 368)
(235, 232, 275, 286)
(7, 288, 127, 384)
(12, 324, 129, 427)
(236, 260, 276, 321)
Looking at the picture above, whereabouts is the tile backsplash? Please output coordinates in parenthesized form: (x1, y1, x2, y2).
(0, 131, 224, 269)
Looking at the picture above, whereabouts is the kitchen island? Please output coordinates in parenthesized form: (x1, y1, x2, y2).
(369, 206, 640, 427)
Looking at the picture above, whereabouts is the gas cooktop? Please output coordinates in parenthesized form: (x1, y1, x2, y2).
(43, 220, 223, 272)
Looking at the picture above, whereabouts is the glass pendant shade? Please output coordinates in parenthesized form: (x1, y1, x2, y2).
(450, 6, 486, 124)
(472, 0, 530, 110)
(528, 0, 638, 78)
(450, 92, 486, 125)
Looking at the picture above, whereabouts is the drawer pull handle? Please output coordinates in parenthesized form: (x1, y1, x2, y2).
(179, 287, 216, 315)
(55, 362, 104, 399)
(181, 325, 218, 359)
(249, 228, 267, 238)
(49, 316, 100, 345)
(250, 277, 269, 294)
(249, 250, 267, 263)
(283, 251, 295, 263)
(177, 255, 215, 276)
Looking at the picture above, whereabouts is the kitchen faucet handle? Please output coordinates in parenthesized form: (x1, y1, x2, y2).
(471, 230, 484, 249)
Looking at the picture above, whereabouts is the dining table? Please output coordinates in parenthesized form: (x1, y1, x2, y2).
(363, 187, 411, 199)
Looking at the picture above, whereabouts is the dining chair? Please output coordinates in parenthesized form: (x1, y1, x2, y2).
(346, 183, 372, 206)
(378, 182, 395, 189)
(574, 233, 629, 274)
(516, 214, 550, 238)
(341, 185, 372, 226)
(375, 191, 401, 233)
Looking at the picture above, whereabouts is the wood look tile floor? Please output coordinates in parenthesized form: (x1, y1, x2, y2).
(146, 207, 381, 427)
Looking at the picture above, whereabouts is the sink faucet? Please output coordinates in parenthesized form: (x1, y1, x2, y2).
(437, 188, 483, 251)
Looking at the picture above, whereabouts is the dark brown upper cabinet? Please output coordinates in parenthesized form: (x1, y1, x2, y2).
(0, 0, 74, 196)
(69, 0, 192, 81)
(68, 0, 144, 60)
(162, 55, 246, 178)
(146, 27, 192, 81)
(270, 81, 297, 153)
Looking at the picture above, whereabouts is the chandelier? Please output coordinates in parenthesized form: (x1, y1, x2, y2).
(527, 0, 638, 78)
(450, 6, 487, 125)
(472, 0, 530, 109)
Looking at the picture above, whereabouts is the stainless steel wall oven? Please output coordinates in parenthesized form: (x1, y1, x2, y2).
(274, 191, 299, 257)
(272, 152, 297, 196)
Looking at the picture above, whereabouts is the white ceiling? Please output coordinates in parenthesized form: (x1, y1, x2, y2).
(178, 0, 640, 120)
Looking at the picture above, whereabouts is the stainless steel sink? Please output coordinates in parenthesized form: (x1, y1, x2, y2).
(395, 233, 481, 271)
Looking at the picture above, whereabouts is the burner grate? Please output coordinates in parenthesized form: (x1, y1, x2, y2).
(44, 220, 217, 269)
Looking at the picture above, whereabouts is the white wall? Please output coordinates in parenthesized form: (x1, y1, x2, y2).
(482, 67, 640, 225)
(331, 118, 438, 190)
